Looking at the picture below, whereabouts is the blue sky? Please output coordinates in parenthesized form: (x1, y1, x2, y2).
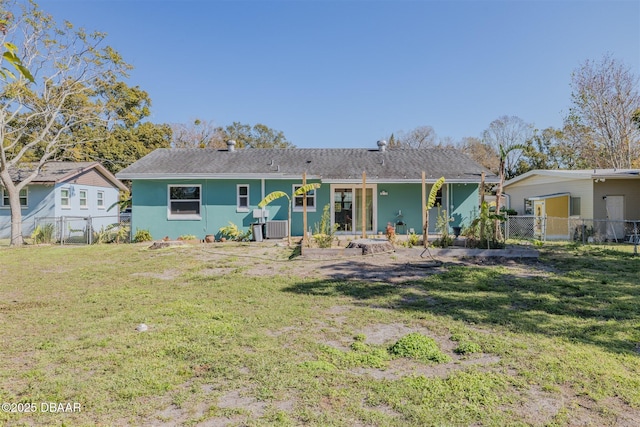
(37, 0, 639, 148)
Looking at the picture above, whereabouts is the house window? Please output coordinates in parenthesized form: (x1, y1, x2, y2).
(1, 187, 28, 208)
(97, 191, 105, 209)
(168, 185, 201, 220)
(570, 197, 581, 216)
(61, 188, 70, 208)
(79, 189, 88, 209)
(293, 184, 316, 212)
(524, 199, 533, 215)
(237, 185, 249, 212)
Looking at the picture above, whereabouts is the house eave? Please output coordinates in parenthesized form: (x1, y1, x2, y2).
(115, 173, 324, 181)
(116, 173, 496, 184)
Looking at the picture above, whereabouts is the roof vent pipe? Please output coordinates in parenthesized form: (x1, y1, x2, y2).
(377, 140, 387, 152)
(227, 140, 236, 152)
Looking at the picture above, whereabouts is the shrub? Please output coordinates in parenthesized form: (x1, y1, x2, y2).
(406, 232, 420, 248)
(218, 222, 251, 241)
(385, 222, 397, 245)
(93, 223, 130, 244)
(313, 204, 337, 248)
(133, 228, 153, 243)
(389, 333, 451, 363)
(31, 223, 55, 244)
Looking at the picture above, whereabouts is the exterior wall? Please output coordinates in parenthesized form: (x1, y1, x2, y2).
(130, 179, 487, 240)
(0, 184, 55, 238)
(53, 182, 121, 232)
(592, 179, 640, 221)
(265, 179, 326, 236)
(449, 183, 480, 230)
(504, 176, 594, 218)
(131, 178, 326, 240)
(376, 183, 422, 234)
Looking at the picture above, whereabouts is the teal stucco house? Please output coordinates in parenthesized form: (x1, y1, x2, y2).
(116, 141, 498, 241)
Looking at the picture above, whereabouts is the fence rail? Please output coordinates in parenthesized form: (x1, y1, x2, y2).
(505, 215, 640, 245)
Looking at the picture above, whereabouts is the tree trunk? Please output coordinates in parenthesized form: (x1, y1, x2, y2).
(0, 169, 25, 246)
(423, 211, 430, 248)
(494, 160, 505, 242)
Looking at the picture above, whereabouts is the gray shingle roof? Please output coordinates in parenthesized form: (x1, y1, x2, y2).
(7, 161, 127, 190)
(116, 148, 498, 183)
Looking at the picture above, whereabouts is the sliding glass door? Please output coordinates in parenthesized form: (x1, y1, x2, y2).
(333, 186, 375, 233)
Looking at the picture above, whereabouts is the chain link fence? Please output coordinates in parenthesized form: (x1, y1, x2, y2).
(505, 215, 640, 245)
(33, 215, 130, 245)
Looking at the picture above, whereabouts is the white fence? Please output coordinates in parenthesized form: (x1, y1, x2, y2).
(505, 215, 640, 244)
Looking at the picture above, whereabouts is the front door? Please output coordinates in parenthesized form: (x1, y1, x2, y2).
(605, 195, 624, 241)
(333, 186, 375, 234)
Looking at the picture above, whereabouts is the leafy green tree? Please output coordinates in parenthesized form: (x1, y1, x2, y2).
(221, 122, 294, 149)
(0, 0, 132, 246)
(63, 81, 172, 174)
(170, 120, 294, 149)
(0, 8, 33, 82)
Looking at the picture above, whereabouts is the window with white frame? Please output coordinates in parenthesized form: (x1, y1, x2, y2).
(97, 191, 105, 208)
(293, 184, 316, 212)
(79, 189, 88, 208)
(60, 188, 70, 208)
(168, 185, 201, 219)
(237, 184, 249, 212)
(524, 199, 533, 215)
(1, 187, 28, 208)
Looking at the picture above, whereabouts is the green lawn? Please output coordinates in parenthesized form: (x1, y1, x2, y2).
(0, 242, 639, 426)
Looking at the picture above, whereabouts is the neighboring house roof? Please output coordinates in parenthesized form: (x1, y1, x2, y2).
(116, 148, 499, 183)
(504, 169, 640, 187)
(7, 161, 128, 191)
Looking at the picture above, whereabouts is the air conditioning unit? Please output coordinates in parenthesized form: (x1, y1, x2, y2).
(265, 220, 288, 239)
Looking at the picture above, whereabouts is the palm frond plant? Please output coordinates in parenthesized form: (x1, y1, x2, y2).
(423, 177, 445, 248)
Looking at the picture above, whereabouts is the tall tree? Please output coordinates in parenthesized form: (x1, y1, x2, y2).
(221, 122, 294, 149)
(513, 127, 566, 175)
(171, 118, 225, 149)
(482, 116, 533, 180)
(459, 137, 499, 173)
(171, 121, 294, 149)
(396, 125, 437, 148)
(64, 81, 172, 174)
(569, 54, 640, 168)
(0, 0, 131, 246)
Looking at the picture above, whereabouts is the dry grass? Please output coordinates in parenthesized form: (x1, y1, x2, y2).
(0, 241, 639, 426)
